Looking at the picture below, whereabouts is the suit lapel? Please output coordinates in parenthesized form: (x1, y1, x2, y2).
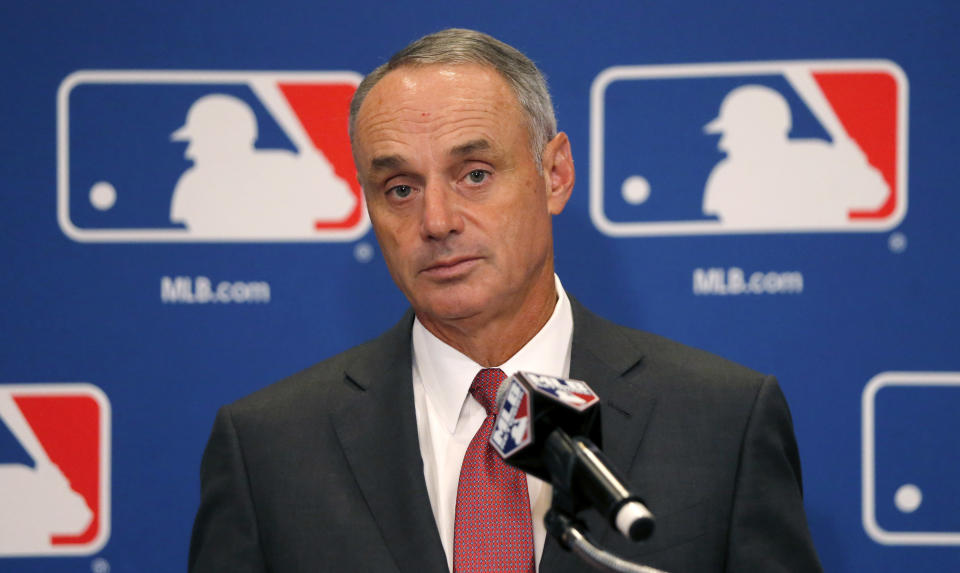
(541, 298, 658, 572)
(331, 312, 449, 573)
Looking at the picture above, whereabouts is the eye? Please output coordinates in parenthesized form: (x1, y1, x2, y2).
(388, 184, 413, 199)
(465, 169, 488, 184)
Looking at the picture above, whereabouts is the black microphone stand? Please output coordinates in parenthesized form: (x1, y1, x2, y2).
(545, 508, 669, 573)
(543, 432, 669, 573)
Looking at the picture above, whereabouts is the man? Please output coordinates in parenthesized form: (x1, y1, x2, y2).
(190, 29, 822, 572)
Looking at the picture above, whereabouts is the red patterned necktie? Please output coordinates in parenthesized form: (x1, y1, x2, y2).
(453, 368, 536, 573)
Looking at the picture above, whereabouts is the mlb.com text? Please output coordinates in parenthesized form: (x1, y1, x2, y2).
(692, 267, 804, 296)
(161, 276, 271, 304)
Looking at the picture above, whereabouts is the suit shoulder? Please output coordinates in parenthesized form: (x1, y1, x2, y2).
(580, 305, 768, 394)
(226, 311, 413, 422)
(587, 313, 779, 429)
(632, 327, 763, 382)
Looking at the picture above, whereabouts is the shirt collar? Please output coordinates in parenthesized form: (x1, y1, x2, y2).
(412, 275, 574, 434)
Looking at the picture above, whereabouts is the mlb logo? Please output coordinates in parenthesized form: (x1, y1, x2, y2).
(862, 372, 960, 545)
(523, 372, 599, 412)
(0, 384, 111, 556)
(491, 379, 532, 459)
(590, 60, 908, 236)
(57, 70, 369, 242)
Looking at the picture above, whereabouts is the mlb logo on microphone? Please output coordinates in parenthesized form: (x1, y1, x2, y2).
(524, 373, 599, 412)
(57, 70, 369, 242)
(491, 379, 533, 459)
(0, 384, 111, 556)
(590, 60, 908, 236)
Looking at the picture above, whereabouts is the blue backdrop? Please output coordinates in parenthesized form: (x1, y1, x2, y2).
(2, 1, 959, 570)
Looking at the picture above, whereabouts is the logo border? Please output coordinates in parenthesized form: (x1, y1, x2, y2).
(862, 371, 960, 545)
(56, 70, 369, 243)
(589, 59, 909, 236)
(0, 382, 112, 557)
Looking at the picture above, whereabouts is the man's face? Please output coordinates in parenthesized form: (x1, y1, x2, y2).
(352, 64, 571, 329)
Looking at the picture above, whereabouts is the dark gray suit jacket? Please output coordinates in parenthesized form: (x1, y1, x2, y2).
(189, 299, 822, 572)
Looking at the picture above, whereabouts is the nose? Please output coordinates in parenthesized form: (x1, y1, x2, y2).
(420, 183, 463, 241)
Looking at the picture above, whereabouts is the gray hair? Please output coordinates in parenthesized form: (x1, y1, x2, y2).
(348, 28, 557, 171)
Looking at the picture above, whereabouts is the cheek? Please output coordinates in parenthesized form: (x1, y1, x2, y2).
(501, 211, 550, 262)
(371, 217, 419, 275)
(369, 219, 402, 260)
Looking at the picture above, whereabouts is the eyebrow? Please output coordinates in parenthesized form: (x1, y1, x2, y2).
(450, 139, 491, 157)
(367, 139, 494, 174)
(369, 154, 406, 173)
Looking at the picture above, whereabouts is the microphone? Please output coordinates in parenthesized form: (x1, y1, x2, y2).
(490, 372, 655, 541)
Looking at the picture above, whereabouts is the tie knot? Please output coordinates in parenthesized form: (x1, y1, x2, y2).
(470, 368, 506, 415)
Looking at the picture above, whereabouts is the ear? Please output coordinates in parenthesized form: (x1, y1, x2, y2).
(541, 132, 575, 215)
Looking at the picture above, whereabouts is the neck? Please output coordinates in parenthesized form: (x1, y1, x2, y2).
(417, 273, 558, 367)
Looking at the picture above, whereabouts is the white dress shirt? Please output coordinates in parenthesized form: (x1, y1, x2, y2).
(412, 275, 574, 572)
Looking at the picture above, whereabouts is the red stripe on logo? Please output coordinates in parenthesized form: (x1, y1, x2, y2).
(813, 71, 899, 219)
(14, 395, 101, 546)
(278, 83, 365, 230)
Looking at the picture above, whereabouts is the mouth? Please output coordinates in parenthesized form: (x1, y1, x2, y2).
(420, 256, 482, 280)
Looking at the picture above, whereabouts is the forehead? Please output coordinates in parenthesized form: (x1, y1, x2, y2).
(353, 63, 527, 161)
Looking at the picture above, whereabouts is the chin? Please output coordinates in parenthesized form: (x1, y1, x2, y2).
(415, 292, 488, 323)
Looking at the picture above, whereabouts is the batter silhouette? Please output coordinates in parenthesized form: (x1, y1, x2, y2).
(702, 85, 888, 228)
(170, 94, 356, 237)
